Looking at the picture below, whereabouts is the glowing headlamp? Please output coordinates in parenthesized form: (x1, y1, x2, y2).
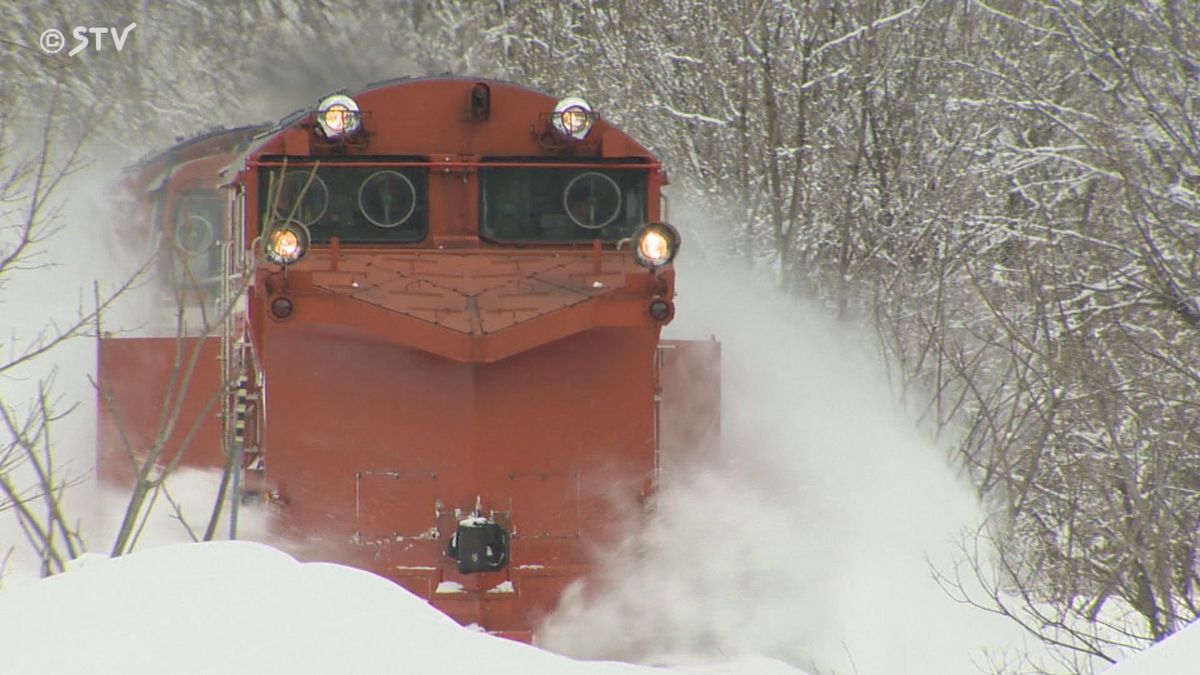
(633, 222, 681, 269)
(263, 221, 310, 266)
(552, 96, 595, 140)
(316, 94, 362, 140)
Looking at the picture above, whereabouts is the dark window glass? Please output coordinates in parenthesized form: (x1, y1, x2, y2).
(170, 190, 223, 285)
(259, 163, 427, 243)
(480, 164, 647, 242)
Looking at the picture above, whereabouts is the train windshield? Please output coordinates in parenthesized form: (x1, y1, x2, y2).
(259, 163, 428, 243)
(480, 163, 647, 243)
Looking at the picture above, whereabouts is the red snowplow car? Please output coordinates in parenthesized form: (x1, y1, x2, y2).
(97, 77, 719, 641)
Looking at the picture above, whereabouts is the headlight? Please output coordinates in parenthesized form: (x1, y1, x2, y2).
(551, 96, 595, 140)
(316, 94, 362, 140)
(263, 221, 310, 266)
(633, 222, 681, 269)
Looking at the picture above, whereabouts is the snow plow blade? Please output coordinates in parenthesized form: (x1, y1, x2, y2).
(95, 336, 226, 486)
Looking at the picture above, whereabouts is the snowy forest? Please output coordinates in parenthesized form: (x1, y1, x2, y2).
(2, 2, 1199, 674)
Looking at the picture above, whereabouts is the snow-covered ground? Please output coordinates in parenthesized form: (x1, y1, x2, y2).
(0, 541, 805, 675)
(1103, 619, 1200, 675)
(1, 538, 1192, 675)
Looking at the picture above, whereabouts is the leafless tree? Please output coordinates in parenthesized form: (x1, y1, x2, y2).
(0, 90, 251, 571)
(0, 95, 143, 574)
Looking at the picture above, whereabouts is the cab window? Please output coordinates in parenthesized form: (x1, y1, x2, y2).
(480, 163, 647, 243)
(170, 190, 223, 286)
(259, 162, 428, 243)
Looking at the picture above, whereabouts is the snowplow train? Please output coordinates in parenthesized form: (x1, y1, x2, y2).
(96, 77, 719, 641)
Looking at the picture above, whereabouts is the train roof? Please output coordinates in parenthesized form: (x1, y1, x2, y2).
(127, 124, 271, 176)
(224, 77, 659, 182)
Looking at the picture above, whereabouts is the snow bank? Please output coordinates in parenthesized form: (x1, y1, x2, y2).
(1105, 620, 1200, 675)
(0, 541, 807, 675)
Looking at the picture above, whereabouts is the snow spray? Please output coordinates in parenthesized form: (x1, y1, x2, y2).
(538, 201, 1028, 675)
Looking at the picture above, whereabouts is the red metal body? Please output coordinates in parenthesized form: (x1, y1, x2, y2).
(96, 78, 720, 639)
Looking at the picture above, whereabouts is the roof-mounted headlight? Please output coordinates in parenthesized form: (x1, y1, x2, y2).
(316, 94, 362, 140)
(263, 220, 310, 266)
(551, 96, 596, 140)
(633, 222, 681, 269)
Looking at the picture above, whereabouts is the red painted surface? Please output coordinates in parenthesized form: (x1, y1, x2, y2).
(96, 77, 720, 639)
(95, 337, 225, 485)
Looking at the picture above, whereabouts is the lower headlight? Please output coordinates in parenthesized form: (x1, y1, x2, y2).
(270, 296, 295, 319)
(648, 298, 674, 323)
(263, 221, 310, 266)
(633, 222, 681, 269)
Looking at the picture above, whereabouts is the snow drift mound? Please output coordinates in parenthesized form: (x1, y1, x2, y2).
(1104, 620, 1200, 675)
(0, 541, 807, 675)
